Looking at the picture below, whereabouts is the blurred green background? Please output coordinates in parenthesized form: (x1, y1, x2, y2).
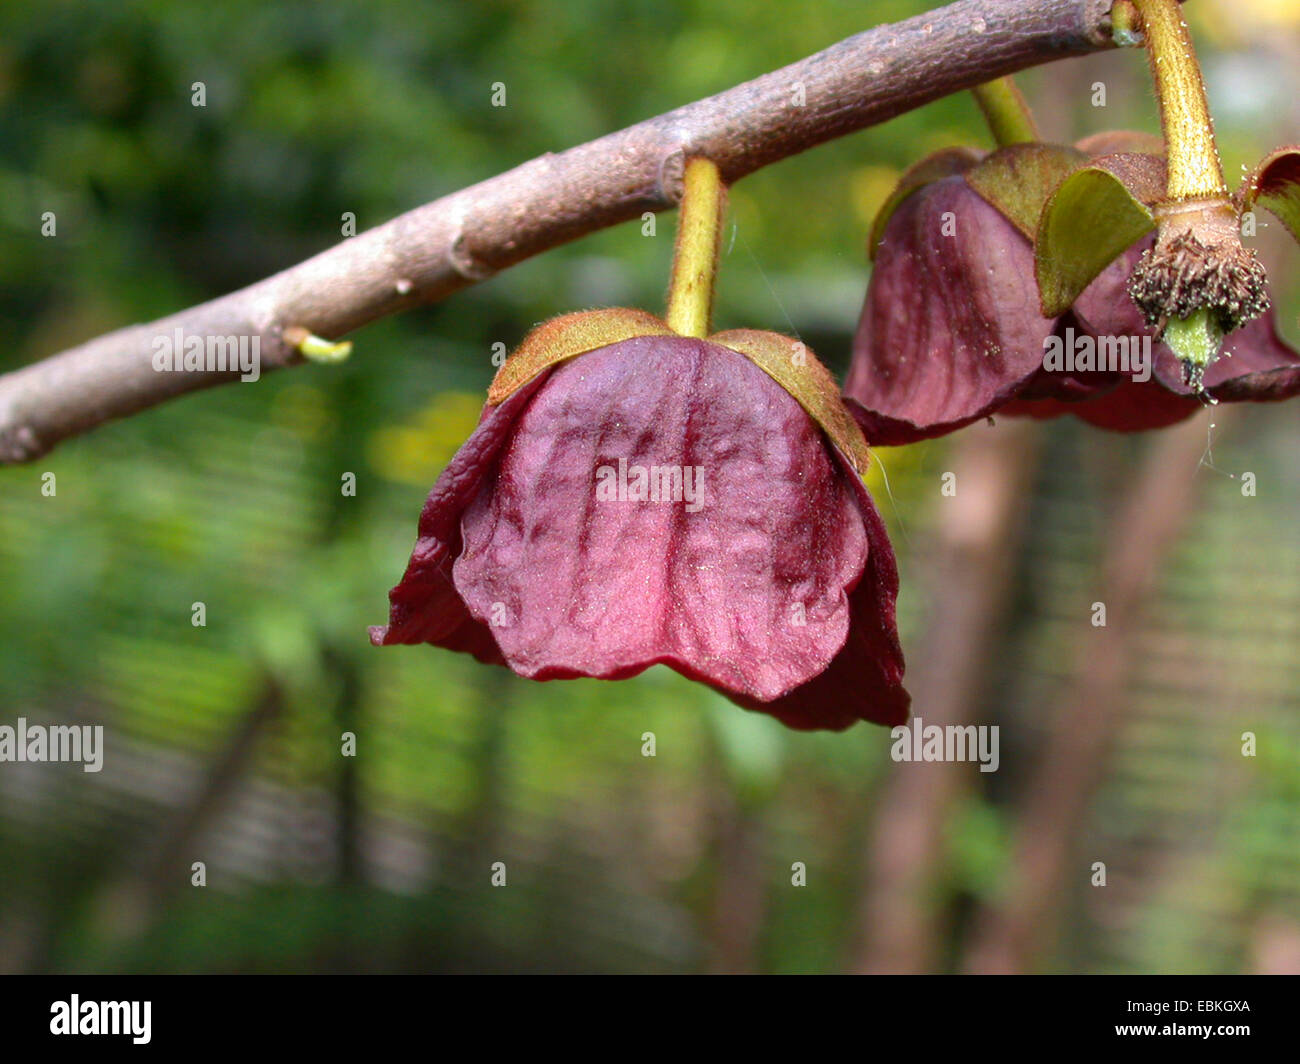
(0, 0, 1297, 973)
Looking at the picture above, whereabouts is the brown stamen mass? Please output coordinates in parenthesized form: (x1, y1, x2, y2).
(1128, 230, 1270, 336)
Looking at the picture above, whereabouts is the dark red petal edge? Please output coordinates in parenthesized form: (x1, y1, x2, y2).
(368, 378, 545, 660)
(731, 447, 910, 731)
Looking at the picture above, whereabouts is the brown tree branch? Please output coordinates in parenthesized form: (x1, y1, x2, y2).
(0, 0, 1117, 464)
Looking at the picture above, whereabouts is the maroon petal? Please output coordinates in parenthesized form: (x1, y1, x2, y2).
(1010, 314, 1127, 404)
(1008, 236, 1300, 428)
(1000, 251, 1175, 427)
(369, 381, 543, 660)
(452, 335, 871, 709)
(844, 175, 1056, 445)
(739, 456, 909, 730)
(1000, 379, 1200, 431)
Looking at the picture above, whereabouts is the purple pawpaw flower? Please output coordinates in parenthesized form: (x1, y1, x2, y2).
(844, 138, 1300, 442)
(371, 309, 909, 731)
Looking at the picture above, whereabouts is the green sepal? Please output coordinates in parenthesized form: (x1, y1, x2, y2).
(709, 328, 872, 476)
(1034, 152, 1166, 317)
(487, 308, 674, 404)
(964, 142, 1088, 240)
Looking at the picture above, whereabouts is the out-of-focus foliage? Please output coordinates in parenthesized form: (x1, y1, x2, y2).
(0, 0, 1297, 973)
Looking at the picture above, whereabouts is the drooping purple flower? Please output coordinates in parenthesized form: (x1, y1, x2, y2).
(1002, 239, 1300, 429)
(372, 312, 909, 731)
(843, 140, 1300, 441)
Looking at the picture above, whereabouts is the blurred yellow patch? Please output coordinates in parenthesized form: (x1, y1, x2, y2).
(850, 165, 901, 229)
(368, 390, 484, 486)
(271, 384, 333, 442)
(863, 442, 929, 505)
(1197, 0, 1300, 45)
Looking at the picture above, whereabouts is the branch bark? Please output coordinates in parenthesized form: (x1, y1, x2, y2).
(0, 0, 1117, 464)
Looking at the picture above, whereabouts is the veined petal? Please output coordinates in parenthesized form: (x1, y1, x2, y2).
(845, 176, 1055, 445)
(452, 335, 870, 705)
(740, 450, 909, 730)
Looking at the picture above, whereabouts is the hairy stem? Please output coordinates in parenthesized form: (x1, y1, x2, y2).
(971, 77, 1039, 146)
(1131, 0, 1226, 200)
(666, 159, 726, 337)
